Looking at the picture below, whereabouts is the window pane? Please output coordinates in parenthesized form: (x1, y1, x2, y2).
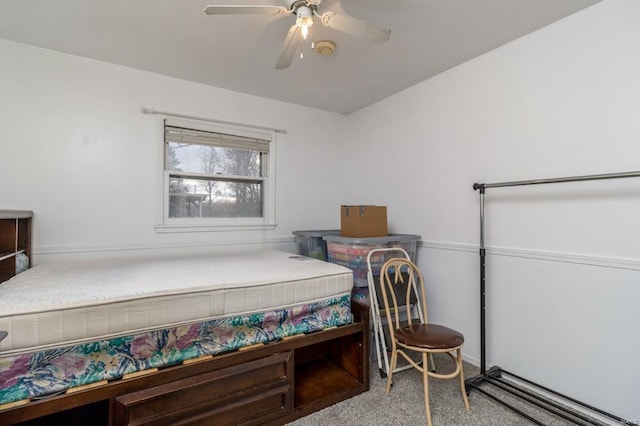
(167, 142, 261, 177)
(169, 177, 262, 218)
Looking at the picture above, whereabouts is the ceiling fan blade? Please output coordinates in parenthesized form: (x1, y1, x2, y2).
(203, 5, 288, 15)
(318, 12, 391, 44)
(275, 25, 300, 70)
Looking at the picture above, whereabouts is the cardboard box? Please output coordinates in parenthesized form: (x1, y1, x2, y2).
(340, 205, 388, 238)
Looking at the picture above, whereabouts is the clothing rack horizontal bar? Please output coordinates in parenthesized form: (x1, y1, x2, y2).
(474, 170, 640, 190)
(140, 107, 287, 134)
(466, 381, 547, 426)
(466, 367, 619, 425)
(501, 369, 625, 423)
(483, 376, 599, 425)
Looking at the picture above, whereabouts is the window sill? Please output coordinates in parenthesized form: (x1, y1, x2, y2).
(155, 223, 277, 234)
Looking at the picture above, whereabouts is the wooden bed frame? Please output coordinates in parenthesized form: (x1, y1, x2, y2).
(1, 210, 370, 425)
(0, 301, 369, 426)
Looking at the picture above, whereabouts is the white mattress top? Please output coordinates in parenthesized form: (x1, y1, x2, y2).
(0, 250, 351, 316)
(0, 250, 354, 354)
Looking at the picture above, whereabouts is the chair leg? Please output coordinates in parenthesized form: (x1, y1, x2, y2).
(428, 352, 436, 372)
(423, 352, 433, 426)
(457, 349, 470, 411)
(386, 348, 398, 395)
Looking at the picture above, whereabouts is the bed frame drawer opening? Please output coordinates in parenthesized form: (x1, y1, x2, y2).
(114, 351, 293, 425)
(293, 329, 366, 411)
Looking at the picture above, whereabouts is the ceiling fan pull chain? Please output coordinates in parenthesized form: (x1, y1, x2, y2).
(311, 19, 315, 49)
(299, 31, 304, 59)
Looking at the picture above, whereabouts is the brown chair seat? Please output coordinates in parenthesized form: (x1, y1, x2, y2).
(396, 324, 464, 350)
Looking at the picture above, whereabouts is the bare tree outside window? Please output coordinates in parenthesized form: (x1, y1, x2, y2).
(220, 148, 262, 217)
(165, 125, 268, 220)
(167, 144, 191, 218)
(199, 145, 220, 214)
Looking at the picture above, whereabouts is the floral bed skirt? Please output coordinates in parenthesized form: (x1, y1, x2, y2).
(0, 294, 351, 405)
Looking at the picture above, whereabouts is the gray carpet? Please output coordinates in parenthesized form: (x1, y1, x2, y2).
(289, 354, 601, 426)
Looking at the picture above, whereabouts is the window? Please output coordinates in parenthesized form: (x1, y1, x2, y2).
(158, 119, 275, 231)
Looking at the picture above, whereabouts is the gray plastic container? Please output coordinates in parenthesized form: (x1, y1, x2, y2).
(323, 234, 421, 287)
(292, 230, 341, 261)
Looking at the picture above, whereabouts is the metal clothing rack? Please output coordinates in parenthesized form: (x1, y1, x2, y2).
(466, 170, 640, 425)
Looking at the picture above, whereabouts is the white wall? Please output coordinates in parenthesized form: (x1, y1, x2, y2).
(0, 38, 348, 260)
(345, 0, 639, 420)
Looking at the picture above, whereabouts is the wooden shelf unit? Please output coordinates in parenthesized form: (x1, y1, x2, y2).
(0, 210, 32, 284)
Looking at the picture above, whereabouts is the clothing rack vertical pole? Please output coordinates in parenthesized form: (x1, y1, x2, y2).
(465, 170, 640, 425)
(476, 183, 487, 375)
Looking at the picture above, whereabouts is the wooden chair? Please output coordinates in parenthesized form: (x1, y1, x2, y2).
(379, 257, 470, 426)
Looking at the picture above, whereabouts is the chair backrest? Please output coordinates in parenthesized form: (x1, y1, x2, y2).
(379, 257, 428, 334)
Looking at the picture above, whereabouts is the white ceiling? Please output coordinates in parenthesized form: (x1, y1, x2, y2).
(0, 0, 600, 114)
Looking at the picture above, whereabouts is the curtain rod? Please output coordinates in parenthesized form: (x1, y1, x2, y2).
(474, 170, 640, 190)
(141, 107, 287, 134)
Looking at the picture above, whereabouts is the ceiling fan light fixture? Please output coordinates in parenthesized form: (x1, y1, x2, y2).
(296, 5, 314, 39)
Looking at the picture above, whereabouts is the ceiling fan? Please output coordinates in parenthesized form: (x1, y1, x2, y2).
(203, 0, 391, 69)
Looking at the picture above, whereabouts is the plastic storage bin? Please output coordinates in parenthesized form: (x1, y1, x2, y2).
(323, 234, 420, 287)
(292, 230, 341, 261)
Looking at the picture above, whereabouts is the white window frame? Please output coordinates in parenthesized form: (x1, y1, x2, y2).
(155, 117, 276, 233)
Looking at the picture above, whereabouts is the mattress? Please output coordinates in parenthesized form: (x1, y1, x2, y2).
(0, 250, 353, 355)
